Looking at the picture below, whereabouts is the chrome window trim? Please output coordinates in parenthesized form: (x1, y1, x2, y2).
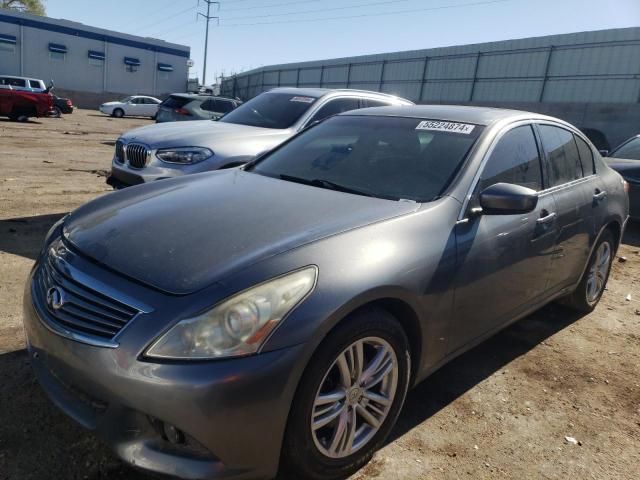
(457, 118, 596, 221)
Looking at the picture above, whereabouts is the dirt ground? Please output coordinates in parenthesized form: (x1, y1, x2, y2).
(0, 109, 639, 480)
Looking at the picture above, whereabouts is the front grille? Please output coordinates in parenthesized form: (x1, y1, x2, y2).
(125, 143, 150, 169)
(114, 140, 124, 163)
(34, 257, 139, 340)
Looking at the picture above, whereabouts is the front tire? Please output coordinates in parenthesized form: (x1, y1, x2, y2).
(112, 108, 124, 118)
(281, 307, 410, 480)
(561, 230, 615, 312)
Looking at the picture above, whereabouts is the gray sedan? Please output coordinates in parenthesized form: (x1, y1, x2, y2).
(25, 106, 628, 480)
(106, 87, 413, 188)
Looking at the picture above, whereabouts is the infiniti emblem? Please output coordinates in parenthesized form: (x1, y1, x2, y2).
(46, 287, 66, 310)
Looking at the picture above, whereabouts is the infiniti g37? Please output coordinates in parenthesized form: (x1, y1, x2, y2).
(24, 105, 629, 480)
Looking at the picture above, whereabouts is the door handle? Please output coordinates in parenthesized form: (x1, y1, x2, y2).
(593, 190, 607, 201)
(536, 211, 557, 225)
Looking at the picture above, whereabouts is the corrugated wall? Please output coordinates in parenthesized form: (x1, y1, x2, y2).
(220, 27, 640, 105)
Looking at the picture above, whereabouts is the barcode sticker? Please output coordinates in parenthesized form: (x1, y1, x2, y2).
(290, 96, 316, 103)
(416, 121, 475, 134)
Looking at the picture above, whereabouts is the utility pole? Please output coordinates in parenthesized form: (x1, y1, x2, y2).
(198, 0, 219, 86)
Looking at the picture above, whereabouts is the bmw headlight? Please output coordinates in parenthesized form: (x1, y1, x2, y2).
(156, 147, 213, 164)
(145, 266, 317, 360)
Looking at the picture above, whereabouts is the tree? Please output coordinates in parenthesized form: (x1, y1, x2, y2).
(0, 0, 46, 16)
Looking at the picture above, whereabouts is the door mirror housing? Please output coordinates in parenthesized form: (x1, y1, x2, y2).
(479, 183, 538, 215)
(598, 149, 609, 157)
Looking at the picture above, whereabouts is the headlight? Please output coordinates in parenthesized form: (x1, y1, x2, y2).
(42, 214, 67, 250)
(145, 266, 317, 360)
(156, 147, 213, 164)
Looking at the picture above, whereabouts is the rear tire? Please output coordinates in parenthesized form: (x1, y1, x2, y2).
(561, 230, 615, 313)
(280, 307, 410, 480)
(112, 108, 124, 118)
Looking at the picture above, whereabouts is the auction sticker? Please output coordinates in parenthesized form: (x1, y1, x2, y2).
(415, 120, 475, 134)
(290, 96, 316, 103)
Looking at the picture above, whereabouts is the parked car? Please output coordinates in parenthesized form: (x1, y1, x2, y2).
(605, 134, 640, 219)
(0, 88, 53, 121)
(25, 106, 628, 480)
(107, 87, 413, 188)
(50, 95, 74, 117)
(155, 93, 241, 123)
(0, 75, 47, 92)
(99, 95, 161, 118)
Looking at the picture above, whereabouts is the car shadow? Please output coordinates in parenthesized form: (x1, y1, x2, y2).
(386, 303, 584, 445)
(0, 213, 67, 261)
(0, 118, 43, 124)
(622, 220, 640, 248)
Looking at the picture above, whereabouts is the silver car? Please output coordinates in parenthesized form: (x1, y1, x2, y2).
(107, 88, 413, 188)
(156, 94, 241, 123)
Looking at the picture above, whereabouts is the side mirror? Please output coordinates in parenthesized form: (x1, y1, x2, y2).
(598, 149, 609, 157)
(479, 183, 538, 215)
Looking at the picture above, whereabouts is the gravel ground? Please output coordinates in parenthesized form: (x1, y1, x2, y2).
(0, 110, 639, 480)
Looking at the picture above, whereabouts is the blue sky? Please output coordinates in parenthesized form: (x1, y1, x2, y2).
(45, 0, 640, 85)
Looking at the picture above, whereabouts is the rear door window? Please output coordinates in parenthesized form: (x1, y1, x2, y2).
(201, 99, 216, 112)
(538, 125, 583, 187)
(478, 125, 543, 192)
(216, 99, 235, 113)
(574, 135, 595, 175)
(306, 98, 361, 125)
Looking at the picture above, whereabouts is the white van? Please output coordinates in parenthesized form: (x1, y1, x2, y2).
(0, 75, 47, 92)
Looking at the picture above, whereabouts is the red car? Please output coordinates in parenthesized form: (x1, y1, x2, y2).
(0, 88, 54, 121)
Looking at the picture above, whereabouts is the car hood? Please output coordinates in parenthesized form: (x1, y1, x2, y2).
(101, 101, 122, 106)
(63, 170, 418, 295)
(120, 120, 290, 149)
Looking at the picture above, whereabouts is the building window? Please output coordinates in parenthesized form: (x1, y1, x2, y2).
(88, 50, 105, 67)
(124, 57, 141, 73)
(0, 34, 17, 53)
(50, 51, 66, 61)
(48, 43, 67, 61)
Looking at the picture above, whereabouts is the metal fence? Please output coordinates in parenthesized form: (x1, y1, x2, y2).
(220, 28, 640, 105)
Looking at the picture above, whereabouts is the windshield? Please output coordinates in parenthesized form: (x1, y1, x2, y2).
(611, 137, 640, 160)
(120, 96, 133, 103)
(219, 92, 318, 129)
(249, 115, 483, 202)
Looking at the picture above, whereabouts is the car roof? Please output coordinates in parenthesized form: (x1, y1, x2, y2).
(267, 87, 412, 103)
(170, 93, 237, 101)
(340, 104, 553, 126)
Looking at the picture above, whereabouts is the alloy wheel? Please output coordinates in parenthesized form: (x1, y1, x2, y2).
(311, 336, 399, 459)
(585, 241, 611, 305)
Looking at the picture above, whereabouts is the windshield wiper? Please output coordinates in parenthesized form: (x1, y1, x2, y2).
(279, 174, 375, 198)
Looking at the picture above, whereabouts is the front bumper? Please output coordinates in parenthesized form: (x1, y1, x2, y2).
(23, 270, 307, 480)
(108, 158, 187, 188)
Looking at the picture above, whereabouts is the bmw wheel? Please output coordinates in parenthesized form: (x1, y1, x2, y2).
(281, 307, 410, 479)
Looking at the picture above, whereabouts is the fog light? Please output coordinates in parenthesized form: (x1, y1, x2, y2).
(163, 423, 185, 445)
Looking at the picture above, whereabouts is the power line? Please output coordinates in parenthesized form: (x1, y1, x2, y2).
(220, 0, 514, 27)
(223, 0, 412, 21)
(134, 3, 199, 33)
(222, 0, 323, 13)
